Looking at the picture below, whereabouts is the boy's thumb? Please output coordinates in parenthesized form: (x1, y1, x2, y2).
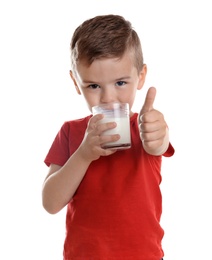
(139, 87, 156, 116)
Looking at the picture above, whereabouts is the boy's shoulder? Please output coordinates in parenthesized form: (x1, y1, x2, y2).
(60, 115, 92, 133)
(64, 114, 92, 126)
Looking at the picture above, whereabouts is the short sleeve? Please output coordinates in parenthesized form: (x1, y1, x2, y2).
(163, 142, 175, 157)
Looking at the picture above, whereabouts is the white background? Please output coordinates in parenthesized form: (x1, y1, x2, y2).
(0, 0, 211, 259)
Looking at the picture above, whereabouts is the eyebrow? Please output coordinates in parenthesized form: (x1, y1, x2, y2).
(82, 76, 131, 84)
(115, 76, 131, 81)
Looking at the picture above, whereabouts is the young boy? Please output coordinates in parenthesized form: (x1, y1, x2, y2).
(42, 14, 174, 260)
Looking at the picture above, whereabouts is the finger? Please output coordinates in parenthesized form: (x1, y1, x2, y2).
(89, 114, 104, 130)
(140, 87, 156, 115)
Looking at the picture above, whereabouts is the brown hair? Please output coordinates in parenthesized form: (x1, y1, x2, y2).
(70, 14, 144, 73)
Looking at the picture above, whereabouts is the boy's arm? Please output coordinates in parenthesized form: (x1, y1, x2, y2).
(42, 114, 119, 214)
(42, 151, 92, 214)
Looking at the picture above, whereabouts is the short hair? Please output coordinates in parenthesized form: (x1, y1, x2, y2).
(70, 14, 144, 74)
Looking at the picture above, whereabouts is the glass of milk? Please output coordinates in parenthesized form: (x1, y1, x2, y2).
(92, 103, 131, 150)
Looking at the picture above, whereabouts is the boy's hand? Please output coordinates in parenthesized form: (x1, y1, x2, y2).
(78, 114, 120, 161)
(138, 87, 169, 155)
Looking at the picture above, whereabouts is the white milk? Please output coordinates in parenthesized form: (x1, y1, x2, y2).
(92, 103, 131, 150)
(99, 117, 131, 149)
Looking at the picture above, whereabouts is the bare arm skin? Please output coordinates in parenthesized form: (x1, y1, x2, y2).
(42, 114, 120, 214)
(42, 153, 91, 214)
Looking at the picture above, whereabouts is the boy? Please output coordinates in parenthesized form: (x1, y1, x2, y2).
(42, 14, 174, 259)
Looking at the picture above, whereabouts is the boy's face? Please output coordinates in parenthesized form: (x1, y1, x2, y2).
(70, 51, 147, 116)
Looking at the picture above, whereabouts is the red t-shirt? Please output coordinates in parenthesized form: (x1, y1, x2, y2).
(44, 113, 174, 260)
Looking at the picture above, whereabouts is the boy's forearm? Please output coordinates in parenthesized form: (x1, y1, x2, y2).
(42, 150, 92, 214)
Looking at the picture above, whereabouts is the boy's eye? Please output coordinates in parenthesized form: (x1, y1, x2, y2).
(115, 81, 126, 87)
(88, 84, 100, 89)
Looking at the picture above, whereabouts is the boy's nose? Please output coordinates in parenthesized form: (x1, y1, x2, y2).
(100, 88, 115, 103)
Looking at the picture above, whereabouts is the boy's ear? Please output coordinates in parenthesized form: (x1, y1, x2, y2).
(69, 70, 81, 95)
(137, 64, 147, 90)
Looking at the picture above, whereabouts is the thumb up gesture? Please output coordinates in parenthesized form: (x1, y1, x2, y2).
(138, 87, 169, 155)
